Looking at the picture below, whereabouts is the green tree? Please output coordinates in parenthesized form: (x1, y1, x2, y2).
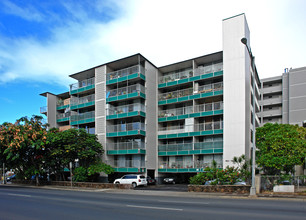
(0, 116, 48, 185)
(256, 123, 306, 175)
(45, 128, 113, 181)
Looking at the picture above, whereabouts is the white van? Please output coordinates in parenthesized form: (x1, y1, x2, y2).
(114, 174, 147, 188)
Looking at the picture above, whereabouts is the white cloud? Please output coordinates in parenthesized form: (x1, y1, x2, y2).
(0, 0, 305, 87)
(2, 0, 44, 22)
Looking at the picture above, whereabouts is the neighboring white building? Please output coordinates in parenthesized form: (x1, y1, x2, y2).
(40, 14, 261, 183)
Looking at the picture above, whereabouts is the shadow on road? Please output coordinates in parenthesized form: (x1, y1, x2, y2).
(135, 184, 188, 192)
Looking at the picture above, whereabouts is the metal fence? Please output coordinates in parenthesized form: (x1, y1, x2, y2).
(260, 175, 306, 191)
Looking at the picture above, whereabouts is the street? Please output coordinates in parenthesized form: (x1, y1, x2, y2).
(0, 185, 305, 220)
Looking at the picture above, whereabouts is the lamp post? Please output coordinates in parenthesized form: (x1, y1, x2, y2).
(241, 37, 256, 196)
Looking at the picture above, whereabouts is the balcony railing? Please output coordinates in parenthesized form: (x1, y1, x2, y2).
(107, 103, 145, 115)
(70, 111, 95, 122)
(158, 121, 223, 134)
(107, 122, 145, 133)
(158, 82, 223, 101)
(106, 65, 145, 81)
(159, 160, 223, 169)
(70, 77, 95, 91)
(158, 141, 223, 152)
(40, 106, 47, 114)
(110, 159, 145, 168)
(107, 84, 145, 98)
(70, 94, 95, 106)
(158, 101, 223, 118)
(107, 141, 145, 150)
(159, 62, 223, 84)
(194, 101, 223, 113)
(57, 112, 71, 120)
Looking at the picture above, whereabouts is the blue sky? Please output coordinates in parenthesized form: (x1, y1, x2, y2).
(0, 0, 305, 124)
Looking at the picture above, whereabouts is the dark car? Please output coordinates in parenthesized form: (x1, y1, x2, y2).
(146, 176, 156, 185)
(163, 177, 175, 184)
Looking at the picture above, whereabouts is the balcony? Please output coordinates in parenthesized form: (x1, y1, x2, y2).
(260, 97, 282, 106)
(40, 106, 47, 115)
(110, 159, 146, 173)
(158, 63, 223, 88)
(158, 159, 223, 172)
(107, 103, 146, 120)
(106, 122, 146, 137)
(70, 111, 95, 125)
(106, 65, 145, 85)
(158, 141, 223, 156)
(107, 141, 145, 155)
(259, 108, 282, 117)
(70, 94, 95, 110)
(106, 84, 145, 102)
(261, 84, 282, 94)
(158, 121, 223, 139)
(70, 77, 95, 94)
(57, 112, 70, 122)
(158, 82, 223, 105)
(57, 99, 70, 110)
(158, 101, 223, 122)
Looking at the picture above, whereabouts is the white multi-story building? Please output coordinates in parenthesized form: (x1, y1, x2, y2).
(40, 14, 261, 183)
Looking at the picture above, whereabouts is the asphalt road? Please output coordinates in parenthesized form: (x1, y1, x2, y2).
(0, 185, 305, 220)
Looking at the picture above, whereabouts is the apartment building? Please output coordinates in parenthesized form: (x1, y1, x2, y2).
(40, 14, 261, 183)
(259, 67, 306, 127)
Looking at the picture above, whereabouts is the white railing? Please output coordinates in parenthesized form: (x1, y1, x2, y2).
(70, 77, 95, 91)
(107, 122, 145, 133)
(158, 141, 223, 151)
(158, 82, 223, 101)
(107, 103, 145, 115)
(107, 84, 145, 98)
(40, 106, 47, 114)
(159, 62, 223, 84)
(70, 111, 95, 122)
(158, 101, 223, 118)
(57, 112, 71, 120)
(159, 160, 223, 169)
(70, 94, 95, 106)
(106, 65, 145, 81)
(111, 160, 145, 168)
(158, 121, 223, 134)
(107, 141, 145, 150)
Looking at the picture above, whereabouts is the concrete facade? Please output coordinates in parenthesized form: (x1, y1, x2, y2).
(260, 67, 306, 127)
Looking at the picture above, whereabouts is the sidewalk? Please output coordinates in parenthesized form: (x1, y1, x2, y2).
(2, 183, 306, 201)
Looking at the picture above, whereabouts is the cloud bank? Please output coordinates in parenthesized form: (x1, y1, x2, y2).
(0, 0, 305, 87)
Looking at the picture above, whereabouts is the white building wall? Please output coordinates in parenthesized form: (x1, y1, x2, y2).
(222, 14, 251, 168)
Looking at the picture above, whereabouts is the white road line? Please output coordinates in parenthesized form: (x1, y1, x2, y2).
(158, 200, 210, 205)
(7, 193, 32, 198)
(127, 205, 183, 211)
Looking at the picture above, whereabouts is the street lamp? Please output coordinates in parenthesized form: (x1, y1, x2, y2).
(241, 37, 257, 196)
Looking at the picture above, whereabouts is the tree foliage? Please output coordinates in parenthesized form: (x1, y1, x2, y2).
(256, 123, 306, 175)
(0, 116, 113, 184)
(0, 116, 47, 184)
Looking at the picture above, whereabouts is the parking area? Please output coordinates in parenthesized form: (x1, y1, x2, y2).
(135, 184, 188, 192)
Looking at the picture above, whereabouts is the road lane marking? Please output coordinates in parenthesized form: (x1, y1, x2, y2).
(7, 193, 32, 198)
(158, 200, 210, 205)
(127, 205, 183, 211)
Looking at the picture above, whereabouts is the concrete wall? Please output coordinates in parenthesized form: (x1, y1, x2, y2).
(95, 65, 108, 182)
(222, 14, 251, 167)
(144, 61, 158, 176)
(288, 67, 306, 126)
(47, 93, 58, 128)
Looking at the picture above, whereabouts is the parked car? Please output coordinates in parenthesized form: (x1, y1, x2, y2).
(114, 174, 147, 188)
(163, 177, 175, 184)
(6, 174, 16, 182)
(146, 176, 156, 185)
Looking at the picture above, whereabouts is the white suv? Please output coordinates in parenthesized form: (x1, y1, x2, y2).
(114, 174, 147, 188)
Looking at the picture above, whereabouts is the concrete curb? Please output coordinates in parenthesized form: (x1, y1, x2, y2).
(1, 183, 305, 201)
